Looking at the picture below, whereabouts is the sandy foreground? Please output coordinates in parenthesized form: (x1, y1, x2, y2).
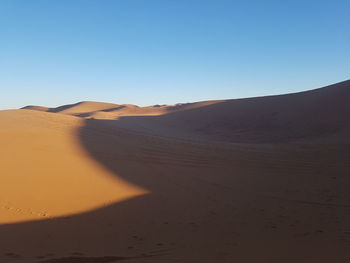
(1, 80, 350, 263)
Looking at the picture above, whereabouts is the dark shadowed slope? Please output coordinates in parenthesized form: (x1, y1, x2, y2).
(1, 110, 350, 263)
(112, 80, 350, 143)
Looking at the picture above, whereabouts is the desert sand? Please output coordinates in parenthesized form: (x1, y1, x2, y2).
(1, 80, 350, 262)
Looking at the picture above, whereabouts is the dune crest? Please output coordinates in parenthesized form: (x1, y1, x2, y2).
(23, 80, 350, 143)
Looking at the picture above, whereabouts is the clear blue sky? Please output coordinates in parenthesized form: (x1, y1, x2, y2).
(1, 0, 349, 109)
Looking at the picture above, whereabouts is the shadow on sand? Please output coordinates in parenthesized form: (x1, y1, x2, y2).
(0, 115, 255, 263)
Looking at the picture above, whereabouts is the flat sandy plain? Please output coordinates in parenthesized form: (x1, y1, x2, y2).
(1, 80, 350, 263)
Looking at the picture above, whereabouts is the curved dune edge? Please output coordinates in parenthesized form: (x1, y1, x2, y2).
(0, 110, 148, 224)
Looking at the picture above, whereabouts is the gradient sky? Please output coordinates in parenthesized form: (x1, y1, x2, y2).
(1, 0, 349, 109)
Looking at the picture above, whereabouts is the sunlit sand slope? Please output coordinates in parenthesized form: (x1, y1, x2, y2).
(0, 110, 147, 224)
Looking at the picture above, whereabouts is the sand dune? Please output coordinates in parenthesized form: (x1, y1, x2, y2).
(109, 80, 350, 143)
(23, 100, 223, 120)
(1, 80, 350, 262)
(25, 80, 350, 143)
(23, 101, 121, 115)
(21, 106, 50, 112)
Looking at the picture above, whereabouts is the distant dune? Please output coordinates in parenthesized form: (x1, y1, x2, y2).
(24, 80, 350, 143)
(1, 80, 350, 262)
(21, 105, 50, 112)
(22, 100, 222, 119)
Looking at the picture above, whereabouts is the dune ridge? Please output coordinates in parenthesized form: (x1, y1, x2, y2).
(23, 80, 350, 143)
